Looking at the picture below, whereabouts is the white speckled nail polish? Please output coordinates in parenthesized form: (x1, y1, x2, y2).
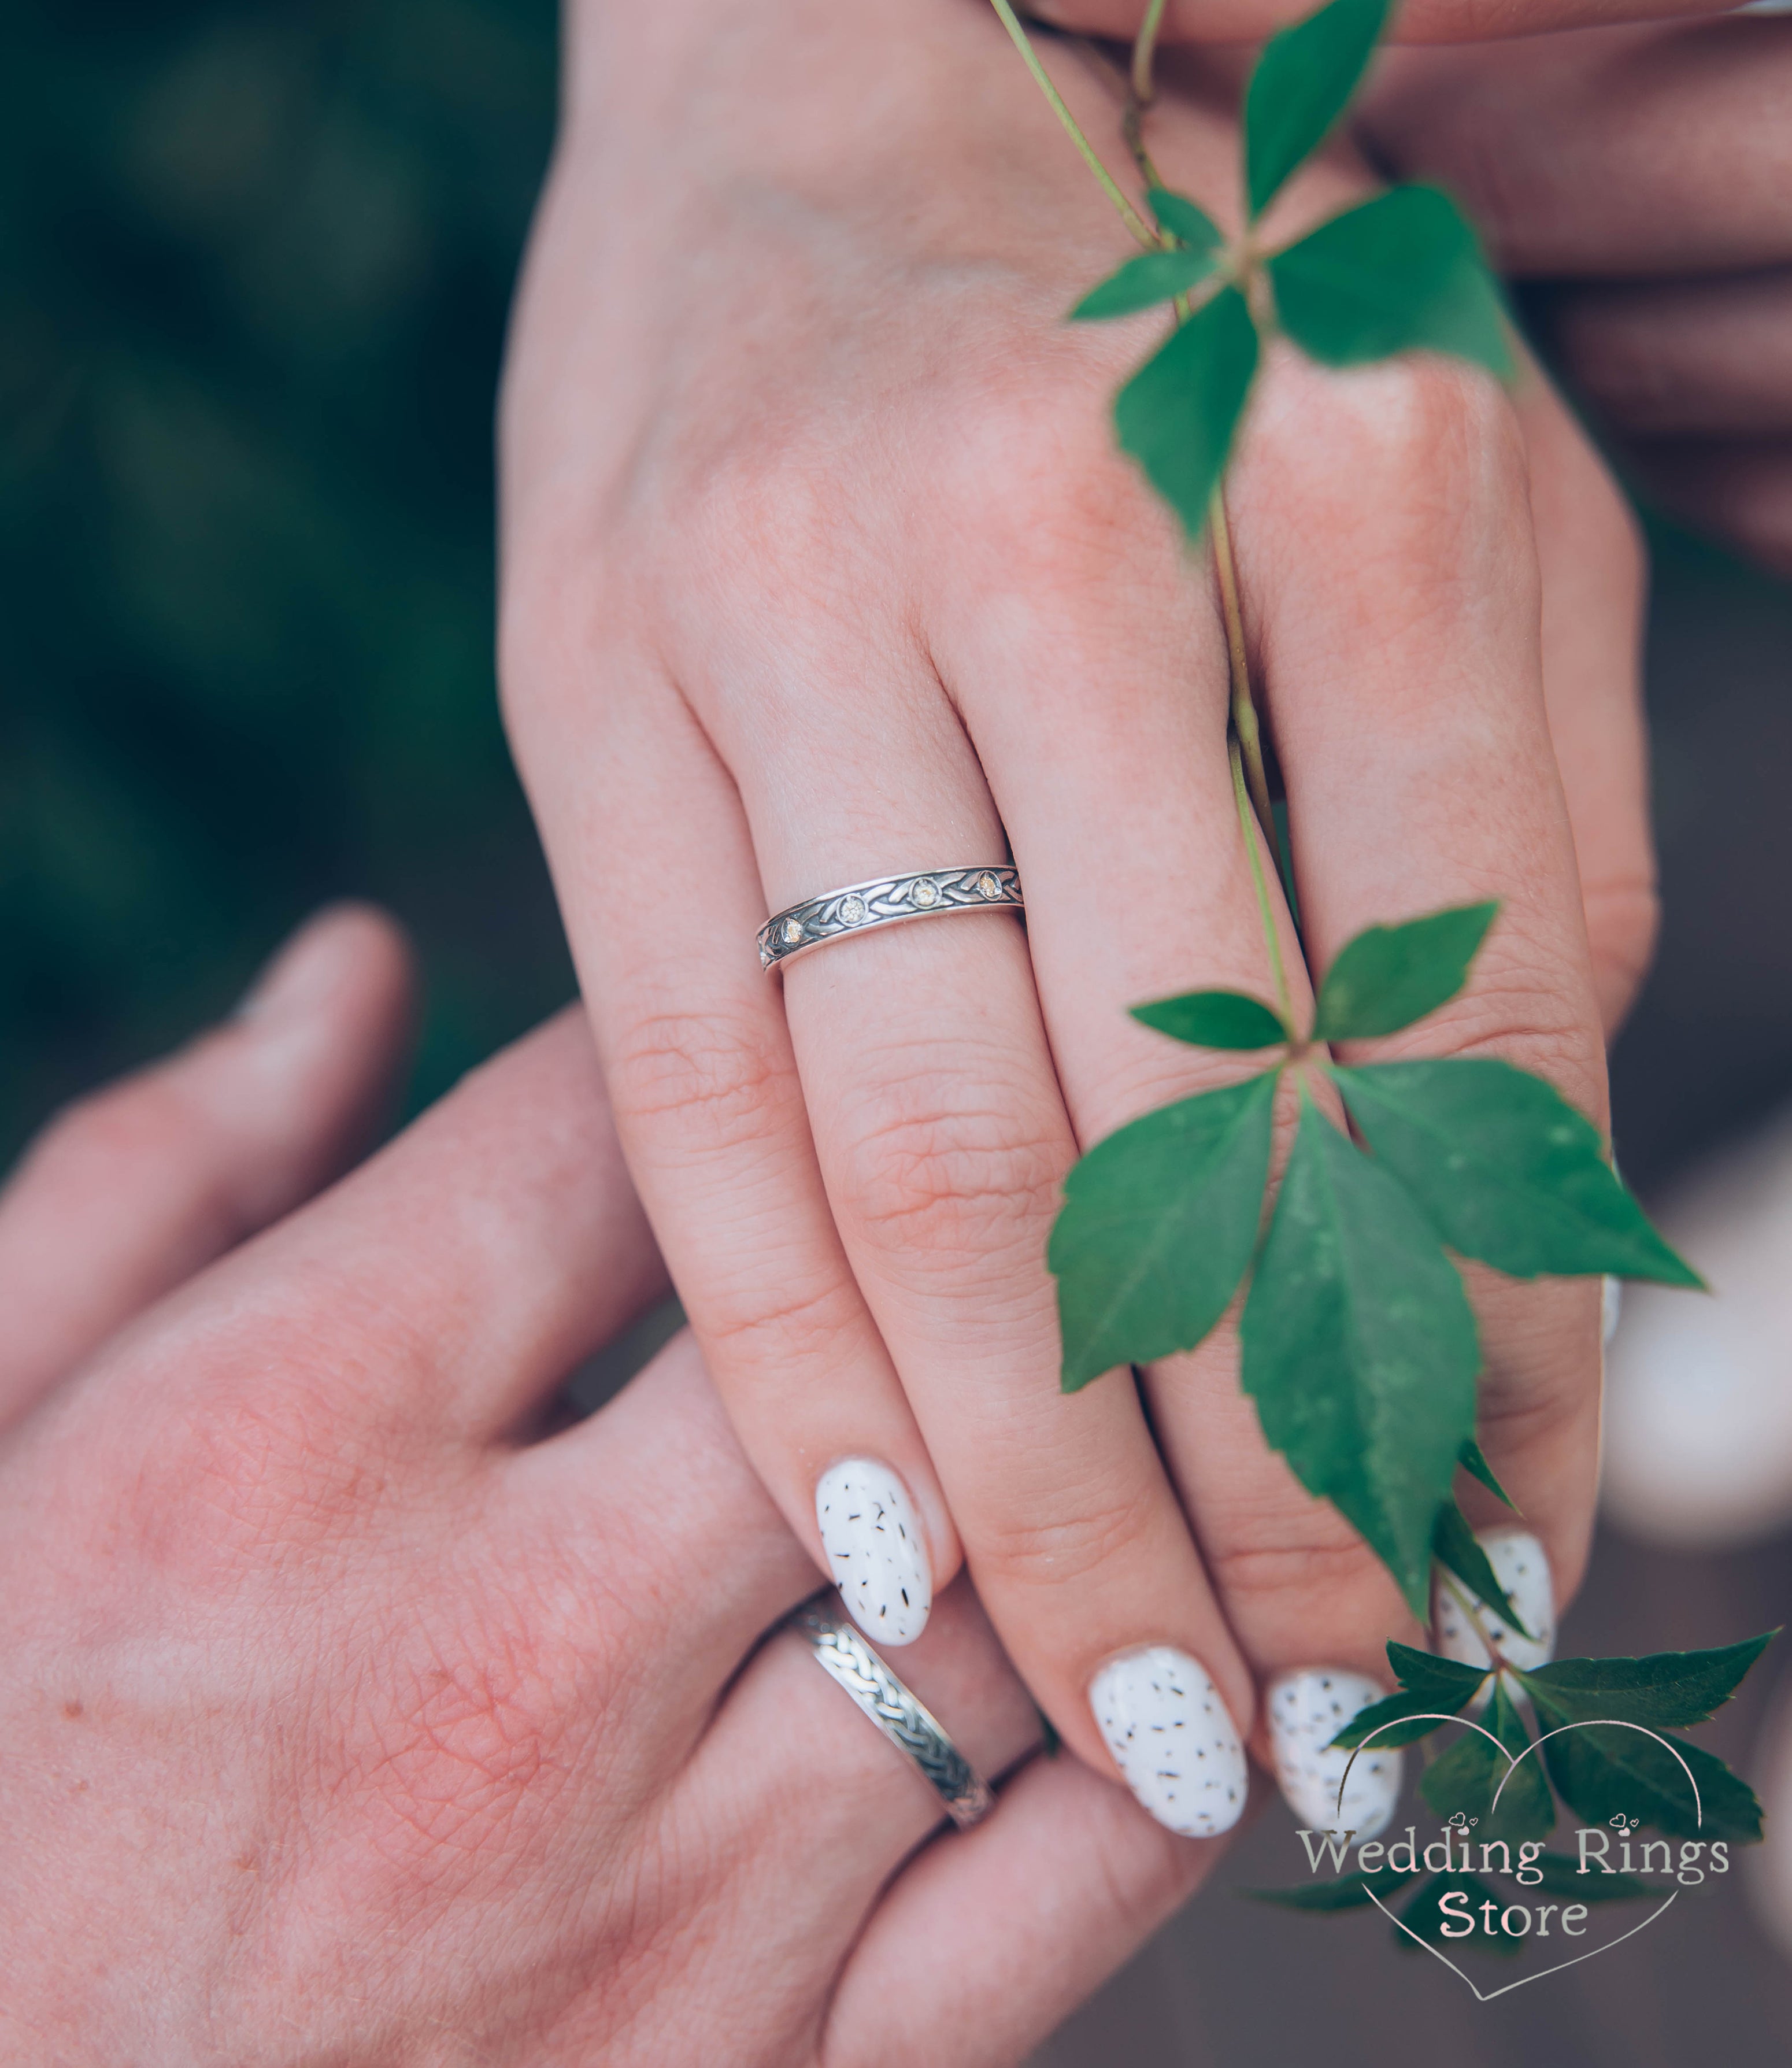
(1088, 1646, 1247, 1838)
(815, 1459, 931, 1647)
(1432, 1526, 1556, 1674)
(1268, 1668, 1402, 1840)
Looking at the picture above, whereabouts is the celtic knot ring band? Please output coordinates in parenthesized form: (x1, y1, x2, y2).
(758, 866, 1023, 972)
(787, 1598, 997, 1829)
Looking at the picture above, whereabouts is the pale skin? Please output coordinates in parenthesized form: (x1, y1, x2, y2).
(499, 0, 1655, 1819)
(0, 907, 1223, 2065)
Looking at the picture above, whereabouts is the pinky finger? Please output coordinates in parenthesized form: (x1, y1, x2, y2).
(827, 1751, 1226, 2068)
(0, 903, 414, 1427)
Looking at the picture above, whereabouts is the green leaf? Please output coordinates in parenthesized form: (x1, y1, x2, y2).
(1240, 1094, 1480, 1616)
(1525, 1852, 1656, 1903)
(1432, 1497, 1531, 1641)
(1396, 1871, 1523, 1958)
(1517, 1634, 1775, 1732)
(1386, 1639, 1493, 1707)
(1147, 187, 1225, 256)
(1246, 1863, 1421, 1911)
(1419, 1680, 1553, 1843)
(1329, 1686, 1477, 1753)
(1331, 1060, 1705, 1288)
(1269, 184, 1513, 379)
(1459, 1434, 1517, 1511)
(1113, 284, 1259, 546)
(1050, 1072, 1277, 1390)
(1071, 247, 1221, 322)
(1537, 1719, 1765, 1845)
(1328, 1641, 1491, 1751)
(1310, 902, 1496, 1042)
(1130, 989, 1289, 1050)
(1243, 0, 1391, 220)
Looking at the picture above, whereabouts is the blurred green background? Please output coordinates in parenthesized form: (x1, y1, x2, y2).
(1, 0, 571, 1160)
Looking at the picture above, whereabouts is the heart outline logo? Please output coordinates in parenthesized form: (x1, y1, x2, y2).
(1330, 1707, 1702, 2002)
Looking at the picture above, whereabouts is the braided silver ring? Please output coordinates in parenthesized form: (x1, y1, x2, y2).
(758, 867, 1023, 972)
(788, 1599, 996, 1829)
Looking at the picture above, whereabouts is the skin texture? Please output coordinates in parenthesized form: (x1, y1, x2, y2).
(1360, 19, 1792, 577)
(501, 0, 1652, 1811)
(0, 913, 1232, 2066)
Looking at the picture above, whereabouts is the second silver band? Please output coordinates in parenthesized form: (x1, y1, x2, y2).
(758, 867, 1023, 972)
(788, 1599, 996, 1829)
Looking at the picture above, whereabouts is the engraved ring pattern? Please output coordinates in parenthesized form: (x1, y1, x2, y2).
(788, 1599, 997, 1829)
(758, 866, 1023, 972)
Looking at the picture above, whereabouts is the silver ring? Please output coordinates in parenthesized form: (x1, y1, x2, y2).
(788, 1598, 996, 1829)
(758, 867, 1023, 972)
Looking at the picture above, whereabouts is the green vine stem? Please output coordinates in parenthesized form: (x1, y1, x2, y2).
(1230, 737, 1294, 1030)
(993, 3, 1295, 939)
(988, 0, 1156, 248)
(1131, 0, 1169, 105)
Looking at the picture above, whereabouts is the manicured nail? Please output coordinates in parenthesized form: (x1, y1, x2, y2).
(1088, 1646, 1247, 1838)
(1432, 1526, 1556, 1674)
(815, 1459, 931, 1647)
(1268, 1668, 1402, 1840)
(1602, 1274, 1623, 1347)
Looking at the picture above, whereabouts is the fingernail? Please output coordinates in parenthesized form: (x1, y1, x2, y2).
(1268, 1668, 1402, 1841)
(1432, 1526, 1556, 1674)
(235, 909, 360, 1030)
(1602, 1274, 1623, 1347)
(1088, 1645, 1247, 1838)
(815, 1459, 932, 1647)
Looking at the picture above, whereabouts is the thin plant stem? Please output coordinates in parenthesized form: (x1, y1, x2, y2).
(1230, 737, 1294, 1031)
(1209, 490, 1272, 838)
(1131, 0, 1169, 104)
(987, 0, 1156, 248)
(1441, 1571, 1515, 1674)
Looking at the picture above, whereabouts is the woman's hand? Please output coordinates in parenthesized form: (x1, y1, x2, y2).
(499, 0, 1648, 1838)
(0, 911, 1217, 2066)
(1359, 14, 1792, 578)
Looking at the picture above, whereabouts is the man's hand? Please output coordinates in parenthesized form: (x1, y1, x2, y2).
(0, 910, 1220, 2066)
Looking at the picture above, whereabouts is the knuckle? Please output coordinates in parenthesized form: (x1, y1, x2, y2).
(972, 1480, 1160, 1595)
(607, 1004, 797, 1158)
(1204, 1504, 1401, 1637)
(1262, 351, 1527, 582)
(834, 1067, 1067, 1266)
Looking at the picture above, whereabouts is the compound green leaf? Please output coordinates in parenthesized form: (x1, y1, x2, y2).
(1328, 1686, 1474, 1753)
(1071, 247, 1221, 321)
(1147, 186, 1225, 256)
(1537, 1718, 1764, 1845)
(1113, 284, 1258, 546)
(1517, 1634, 1775, 1732)
(1240, 1094, 1479, 1616)
(1243, 0, 1391, 220)
(1332, 1059, 1705, 1286)
(1130, 989, 1290, 1050)
(1311, 902, 1495, 1042)
(1269, 184, 1513, 378)
(1050, 1071, 1277, 1391)
(1432, 1496, 1531, 1640)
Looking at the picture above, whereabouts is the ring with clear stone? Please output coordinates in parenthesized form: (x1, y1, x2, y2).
(786, 1597, 997, 1828)
(758, 866, 1023, 972)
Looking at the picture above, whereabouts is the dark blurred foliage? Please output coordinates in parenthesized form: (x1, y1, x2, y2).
(1, 0, 570, 1159)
